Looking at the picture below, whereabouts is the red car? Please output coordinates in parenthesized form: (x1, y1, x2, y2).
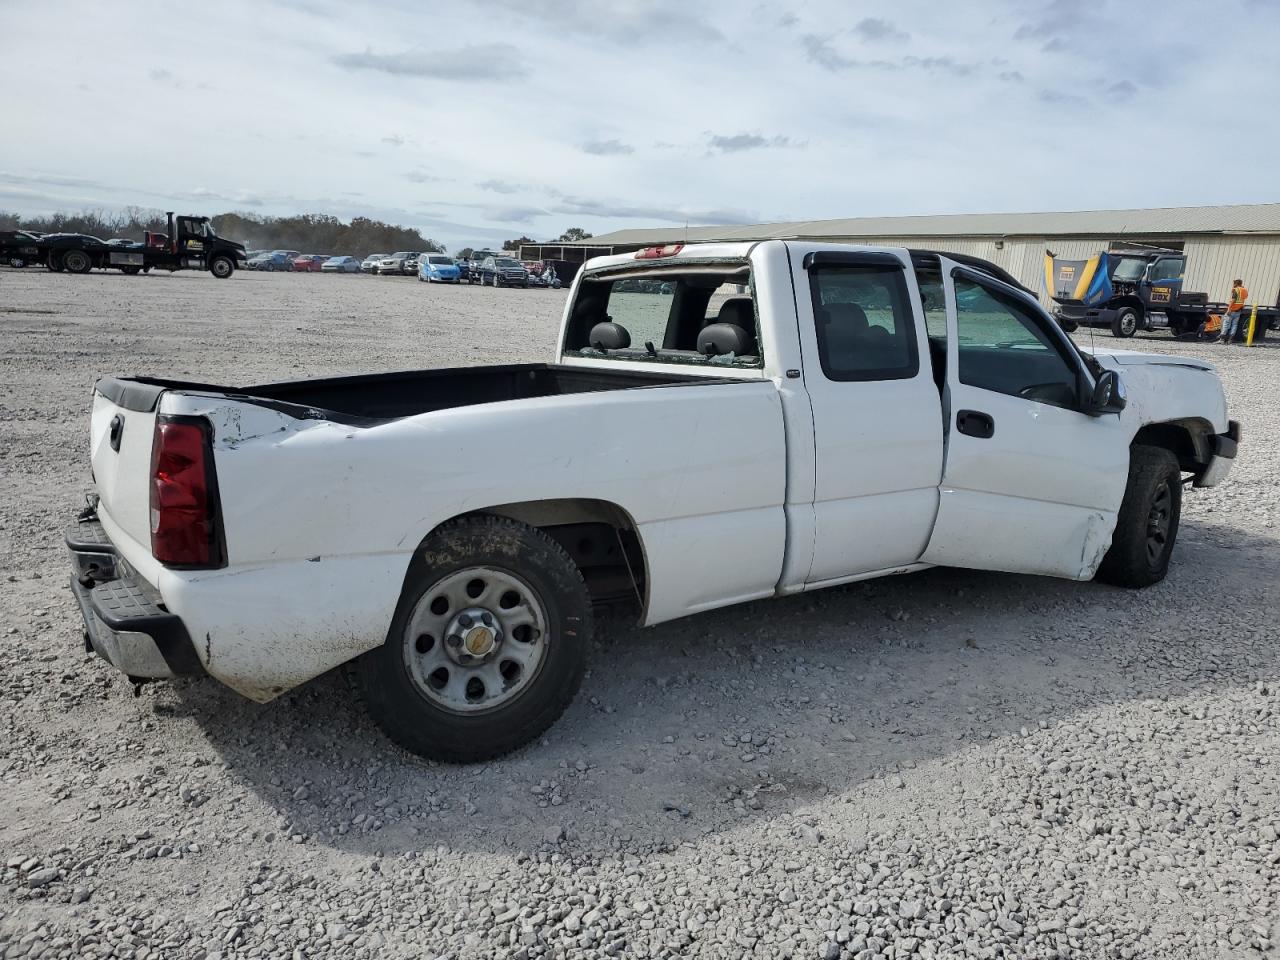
(292, 255, 328, 272)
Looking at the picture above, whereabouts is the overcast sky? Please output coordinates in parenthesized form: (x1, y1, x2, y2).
(3, 0, 1277, 252)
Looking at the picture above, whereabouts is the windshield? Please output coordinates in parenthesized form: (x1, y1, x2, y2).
(496, 257, 521, 268)
(563, 262, 760, 368)
(428, 256, 452, 265)
(391, 251, 412, 258)
(1111, 257, 1147, 282)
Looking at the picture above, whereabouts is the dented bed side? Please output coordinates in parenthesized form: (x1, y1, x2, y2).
(126, 380, 788, 701)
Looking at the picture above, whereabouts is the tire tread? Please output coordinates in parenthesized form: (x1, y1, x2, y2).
(1095, 445, 1181, 588)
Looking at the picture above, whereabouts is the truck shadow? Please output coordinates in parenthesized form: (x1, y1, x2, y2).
(163, 517, 1278, 858)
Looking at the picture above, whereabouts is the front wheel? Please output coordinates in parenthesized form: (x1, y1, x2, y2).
(1095, 445, 1181, 588)
(209, 255, 234, 279)
(1111, 307, 1139, 338)
(361, 515, 590, 763)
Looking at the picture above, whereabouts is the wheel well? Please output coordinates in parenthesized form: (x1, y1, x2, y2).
(1132, 419, 1213, 474)
(413, 499, 648, 618)
(1111, 296, 1144, 315)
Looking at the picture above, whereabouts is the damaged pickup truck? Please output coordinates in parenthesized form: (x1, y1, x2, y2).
(69, 241, 1240, 761)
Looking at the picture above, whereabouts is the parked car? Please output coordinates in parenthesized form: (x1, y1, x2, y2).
(376, 252, 416, 275)
(67, 241, 1238, 763)
(455, 259, 471, 282)
(361, 254, 386, 273)
(418, 254, 461, 283)
(247, 252, 293, 272)
(1, 229, 44, 267)
(321, 256, 362, 273)
(272, 250, 301, 261)
(474, 255, 530, 287)
(292, 255, 328, 272)
(404, 254, 421, 273)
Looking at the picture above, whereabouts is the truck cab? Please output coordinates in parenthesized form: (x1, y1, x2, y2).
(143, 213, 247, 278)
(1054, 248, 1186, 337)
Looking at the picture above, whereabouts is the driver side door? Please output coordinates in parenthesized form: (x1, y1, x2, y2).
(920, 260, 1129, 580)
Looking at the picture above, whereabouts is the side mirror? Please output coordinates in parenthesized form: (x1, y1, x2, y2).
(1087, 370, 1126, 416)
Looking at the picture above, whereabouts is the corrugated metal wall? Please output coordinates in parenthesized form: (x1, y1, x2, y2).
(794, 232, 1280, 308)
(1183, 236, 1280, 304)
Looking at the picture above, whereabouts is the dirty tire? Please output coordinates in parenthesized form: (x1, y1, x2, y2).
(63, 250, 92, 274)
(1111, 307, 1138, 338)
(361, 515, 591, 763)
(209, 255, 234, 279)
(1095, 445, 1182, 588)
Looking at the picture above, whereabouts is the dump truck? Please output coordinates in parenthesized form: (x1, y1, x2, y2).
(1047, 246, 1276, 340)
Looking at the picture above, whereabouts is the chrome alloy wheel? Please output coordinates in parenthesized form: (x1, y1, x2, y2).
(402, 566, 548, 713)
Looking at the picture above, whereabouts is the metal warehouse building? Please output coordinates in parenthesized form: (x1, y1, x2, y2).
(529, 203, 1280, 306)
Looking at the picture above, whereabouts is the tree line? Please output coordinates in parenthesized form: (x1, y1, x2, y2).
(0, 207, 444, 257)
(1, 207, 598, 259)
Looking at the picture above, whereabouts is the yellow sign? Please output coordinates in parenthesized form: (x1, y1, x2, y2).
(1150, 286, 1171, 304)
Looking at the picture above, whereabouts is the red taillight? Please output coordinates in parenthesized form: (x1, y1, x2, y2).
(150, 417, 220, 567)
(634, 243, 684, 260)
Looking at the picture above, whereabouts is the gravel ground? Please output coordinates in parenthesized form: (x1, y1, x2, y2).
(1, 268, 1277, 960)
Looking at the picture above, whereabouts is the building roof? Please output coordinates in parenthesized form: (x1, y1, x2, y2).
(570, 202, 1280, 248)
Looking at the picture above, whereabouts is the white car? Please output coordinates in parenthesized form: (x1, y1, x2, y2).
(360, 254, 385, 273)
(68, 241, 1238, 762)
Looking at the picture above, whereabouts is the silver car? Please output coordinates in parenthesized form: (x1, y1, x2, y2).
(376, 252, 416, 276)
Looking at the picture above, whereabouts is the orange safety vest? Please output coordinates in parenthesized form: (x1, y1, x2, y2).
(1230, 285, 1248, 311)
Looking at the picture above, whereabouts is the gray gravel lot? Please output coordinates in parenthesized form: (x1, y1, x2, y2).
(1, 268, 1277, 959)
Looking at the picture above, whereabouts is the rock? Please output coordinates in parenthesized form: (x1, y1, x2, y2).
(820, 942, 840, 960)
(27, 868, 59, 888)
(542, 825, 564, 844)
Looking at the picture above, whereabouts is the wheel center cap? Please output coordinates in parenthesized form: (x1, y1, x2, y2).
(463, 625, 496, 657)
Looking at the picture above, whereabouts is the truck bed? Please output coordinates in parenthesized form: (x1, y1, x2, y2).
(97, 363, 713, 421)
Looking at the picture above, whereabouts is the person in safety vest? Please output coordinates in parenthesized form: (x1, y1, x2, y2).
(1220, 278, 1248, 343)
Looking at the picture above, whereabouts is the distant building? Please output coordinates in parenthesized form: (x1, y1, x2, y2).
(528, 203, 1280, 305)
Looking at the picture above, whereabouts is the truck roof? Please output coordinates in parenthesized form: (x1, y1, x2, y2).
(581, 240, 1032, 295)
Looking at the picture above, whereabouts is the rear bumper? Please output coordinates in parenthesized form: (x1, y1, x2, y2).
(66, 517, 204, 680)
(1194, 420, 1240, 488)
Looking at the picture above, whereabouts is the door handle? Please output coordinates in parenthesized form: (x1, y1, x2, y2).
(956, 410, 995, 439)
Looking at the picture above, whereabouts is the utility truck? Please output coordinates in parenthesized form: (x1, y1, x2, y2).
(67, 241, 1238, 761)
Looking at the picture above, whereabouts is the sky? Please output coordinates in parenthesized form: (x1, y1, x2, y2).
(2, 0, 1278, 253)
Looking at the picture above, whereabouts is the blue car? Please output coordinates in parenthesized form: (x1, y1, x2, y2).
(247, 252, 293, 272)
(418, 254, 461, 283)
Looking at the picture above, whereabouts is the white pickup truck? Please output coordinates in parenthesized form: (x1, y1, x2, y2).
(69, 241, 1239, 761)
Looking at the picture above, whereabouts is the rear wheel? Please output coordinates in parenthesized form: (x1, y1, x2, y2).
(63, 249, 92, 274)
(361, 515, 590, 762)
(1095, 445, 1181, 588)
(209, 255, 234, 279)
(1111, 307, 1139, 338)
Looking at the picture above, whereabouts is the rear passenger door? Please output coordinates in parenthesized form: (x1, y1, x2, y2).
(920, 259, 1129, 579)
(792, 248, 946, 586)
